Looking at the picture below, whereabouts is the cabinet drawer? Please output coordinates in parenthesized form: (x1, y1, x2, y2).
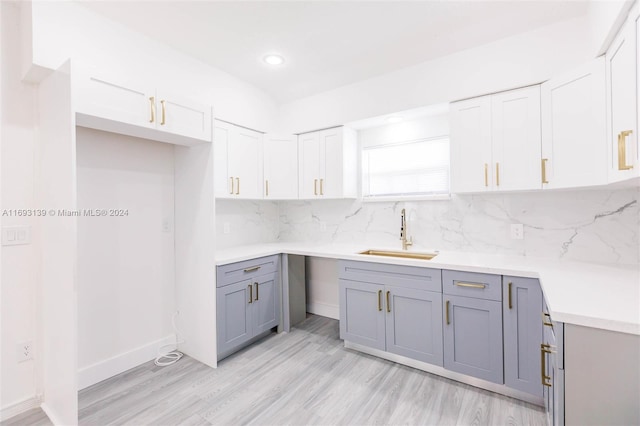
(217, 255, 279, 287)
(339, 260, 442, 292)
(442, 270, 501, 301)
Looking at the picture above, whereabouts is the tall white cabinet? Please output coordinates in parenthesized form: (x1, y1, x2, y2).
(450, 86, 541, 193)
(214, 120, 263, 199)
(541, 58, 607, 189)
(298, 126, 358, 199)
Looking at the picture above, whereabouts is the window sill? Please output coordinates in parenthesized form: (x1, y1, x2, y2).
(361, 194, 451, 203)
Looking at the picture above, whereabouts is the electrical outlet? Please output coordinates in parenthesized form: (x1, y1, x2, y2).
(223, 222, 231, 234)
(2, 226, 31, 246)
(162, 219, 171, 233)
(510, 223, 524, 240)
(320, 222, 327, 232)
(17, 340, 33, 362)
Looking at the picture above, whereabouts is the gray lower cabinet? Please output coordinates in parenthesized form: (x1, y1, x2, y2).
(543, 306, 564, 426)
(216, 255, 280, 360)
(339, 261, 443, 366)
(503, 276, 543, 397)
(442, 269, 503, 384)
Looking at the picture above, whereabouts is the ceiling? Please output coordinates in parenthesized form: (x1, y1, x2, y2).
(79, 1, 590, 104)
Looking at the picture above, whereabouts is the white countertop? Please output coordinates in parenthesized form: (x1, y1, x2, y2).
(216, 243, 640, 336)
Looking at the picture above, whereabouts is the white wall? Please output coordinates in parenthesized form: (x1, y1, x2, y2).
(0, 1, 40, 416)
(76, 128, 176, 389)
(277, 16, 594, 133)
(25, 1, 278, 132)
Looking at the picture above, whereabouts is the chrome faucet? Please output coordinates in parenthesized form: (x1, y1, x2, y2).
(400, 208, 413, 250)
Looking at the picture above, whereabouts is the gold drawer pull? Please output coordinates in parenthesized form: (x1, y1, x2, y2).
(265, 180, 269, 197)
(455, 282, 486, 289)
(314, 179, 318, 195)
(377, 290, 382, 311)
(484, 163, 488, 187)
(496, 163, 500, 186)
(229, 177, 234, 194)
(541, 158, 549, 184)
(386, 291, 391, 313)
(244, 266, 261, 273)
(508, 282, 513, 309)
(160, 100, 166, 125)
(541, 343, 552, 387)
(235, 177, 240, 195)
(618, 130, 634, 171)
(248, 284, 253, 304)
(542, 312, 554, 327)
(446, 300, 450, 325)
(254, 282, 259, 301)
(320, 178, 324, 195)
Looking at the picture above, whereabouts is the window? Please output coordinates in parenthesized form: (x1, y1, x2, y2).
(362, 137, 450, 199)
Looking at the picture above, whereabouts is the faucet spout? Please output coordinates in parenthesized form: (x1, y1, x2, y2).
(400, 208, 413, 251)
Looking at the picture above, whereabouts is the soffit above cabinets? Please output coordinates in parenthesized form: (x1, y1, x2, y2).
(78, 1, 589, 104)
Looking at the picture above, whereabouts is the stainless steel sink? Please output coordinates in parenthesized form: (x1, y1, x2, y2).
(358, 249, 438, 261)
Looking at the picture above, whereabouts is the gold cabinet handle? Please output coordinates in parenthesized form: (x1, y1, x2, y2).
(377, 290, 382, 311)
(244, 266, 260, 273)
(455, 281, 486, 289)
(254, 282, 259, 301)
(265, 180, 269, 197)
(495, 163, 500, 186)
(484, 163, 488, 187)
(541, 343, 552, 387)
(386, 291, 391, 313)
(248, 284, 253, 304)
(314, 179, 318, 195)
(320, 178, 324, 195)
(508, 282, 513, 309)
(235, 177, 240, 195)
(541, 158, 549, 184)
(149, 96, 156, 123)
(618, 130, 634, 170)
(229, 177, 234, 195)
(446, 300, 450, 325)
(160, 100, 166, 125)
(542, 312, 554, 327)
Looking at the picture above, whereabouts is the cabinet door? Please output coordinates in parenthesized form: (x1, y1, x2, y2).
(264, 134, 298, 199)
(339, 279, 385, 351)
(252, 272, 280, 334)
(76, 68, 155, 129)
(450, 96, 493, 192)
(319, 127, 344, 197)
(217, 280, 253, 356)
(155, 90, 212, 142)
(298, 132, 321, 198)
(385, 286, 443, 366)
(213, 120, 232, 198)
(607, 17, 638, 182)
(443, 294, 503, 384)
(503, 276, 543, 397)
(491, 86, 542, 191)
(541, 58, 607, 189)
(228, 126, 263, 199)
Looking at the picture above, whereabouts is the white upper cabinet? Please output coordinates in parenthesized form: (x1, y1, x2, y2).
(214, 120, 263, 199)
(541, 58, 607, 189)
(450, 97, 492, 193)
(607, 5, 639, 183)
(298, 127, 357, 199)
(75, 68, 212, 145)
(450, 86, 541, 193)
(264, 134, 298, 200)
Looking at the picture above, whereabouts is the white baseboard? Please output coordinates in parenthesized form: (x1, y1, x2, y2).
(78, 334, 176, 390)
(0, 395, 42, 422)
(40, 402, 64, 426)
(307, 302, 339, 320)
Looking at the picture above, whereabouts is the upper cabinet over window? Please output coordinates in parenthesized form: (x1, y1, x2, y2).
(606, 4, 639, 183)
(298, 127, 358, 199)
(541, 58, 607, 189)
(214, 120, 264, 199)
(75, 68, 212, 146)
(450, 85, 542, 193)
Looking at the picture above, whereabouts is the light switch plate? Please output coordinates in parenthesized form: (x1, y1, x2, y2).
(2, 226, 31, 246)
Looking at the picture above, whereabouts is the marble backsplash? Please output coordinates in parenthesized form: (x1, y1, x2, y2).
(217, 187, 640, 265)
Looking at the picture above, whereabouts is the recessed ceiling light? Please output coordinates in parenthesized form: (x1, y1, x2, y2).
(386, 116, 403, 124)
(263, 54, 285, 66)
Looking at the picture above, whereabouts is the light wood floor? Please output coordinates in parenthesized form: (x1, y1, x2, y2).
(6, 315, 547, 425)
